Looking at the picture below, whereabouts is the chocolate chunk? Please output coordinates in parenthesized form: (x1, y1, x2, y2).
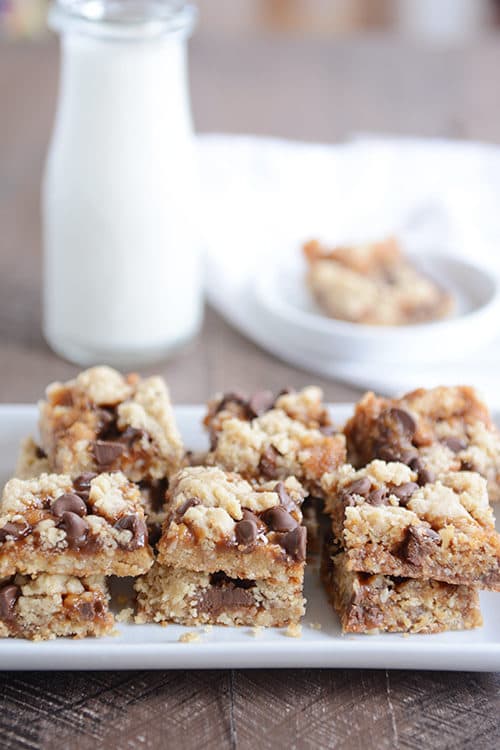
(0, 584, 20, 622)
(279, 526, 307, 561)
(52, 493, 87, 518)
(198, 585, 254, 616)
(114, 515, 147, 549)
(35, 446, 47, 459)
(0, 521, 31, 543)
(96, 408, 119, 440)
(460, 459, 475, 471)
(401, 524, 440, 566)
(366, 488, 387, 506)
(262, 506, 297, 532)
(387, 408, 417, 437)
(345, 477, 371, 497)
(409, 457, 435, 486)
(258, 445, 280, 479)
(58, 511, 89, 548)
(391, 482, 419, 505)
(73, 473, 97, 493)
(274, 482, 295, 511)
(92, 440, 124, 467)
(247, 390, 275, 418)
(442, 437, 467, 453)
(235, 519, 258, 546)
(175, 497, 201, 520)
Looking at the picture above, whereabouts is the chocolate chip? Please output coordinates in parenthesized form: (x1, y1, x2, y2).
(114, 515, 147, 549)
(58, 511, 89, 548)
(345, 477, 371, 497)
(96, 408, 119, 440)
(52, 493, 87, 518)
(274, 482, 295, 511)
(391, 482, 419, 505)
(235, 519, 258, 546)
(409, 457, 435, 486)
(0, 584, 20, 622)
(442, 437, 467, 453)
(279, 526, 307, 561)
(366, 488, 387, 506)
(73, 473, 97, 493)
(92, 441, 124, 467)
(175, 497, 200, 520)
(258, 445, 280, 479)
(0, 521, 31, 543)
(247, 390, 275, 418)
(35, 446, 47, 459)
(401, 524, 440, 566)
(460, 459, 475, 471)
(376, 444, 403, 463)
(262, 506, 297, 532)
(241, 508, 260, 524)
(387, 408, 417, 437)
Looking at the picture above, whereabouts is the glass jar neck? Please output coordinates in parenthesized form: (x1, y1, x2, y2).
(49, 0, 197, 41)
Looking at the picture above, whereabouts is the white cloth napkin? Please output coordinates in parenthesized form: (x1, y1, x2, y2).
(198, 133, 500, 404)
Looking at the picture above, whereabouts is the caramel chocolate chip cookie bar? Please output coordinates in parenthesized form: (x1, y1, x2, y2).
(321, 543, 482, 635)
(39, 366, 184, 483)
(157, 467, 307, 580)
(135, 566, 305, 627)
(322, 460, 500, 590)
(0, 473, 154, 577)
(204, 389, 345, 496)
(344, 387, 500, 502)
(0, 573, 114, 640)
(303, 237, 453, 325)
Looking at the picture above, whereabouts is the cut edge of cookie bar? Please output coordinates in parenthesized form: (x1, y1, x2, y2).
(135, 563, 305, 627)
(320, 542, 482, 635)
(322, 460, 500, 590)
(15, 437, 50, 479)
(157, 467, 308, 580)
(0, 472, 154, 578)
(39, 365, 184, 482)
(0, 573, 114, 640)
(344, 387, 500, 502)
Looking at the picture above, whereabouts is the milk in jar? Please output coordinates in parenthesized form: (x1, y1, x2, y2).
(43, 0, 202, 366)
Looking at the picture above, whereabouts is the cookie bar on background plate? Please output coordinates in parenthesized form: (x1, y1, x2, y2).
(322, 460, 500, 589)
(204, 387, 345, 498)
(39, 366, 184, 483)
(135, 467, 307, 626)
(303, 237, 454, 325)
(0, 472, 153, 577)
(321, 542, 482, 635)
(344, 386, 500, 502)
(0, 573, 114, 640)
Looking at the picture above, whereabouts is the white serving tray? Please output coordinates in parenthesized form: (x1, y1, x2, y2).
(0, 403, 499, 671)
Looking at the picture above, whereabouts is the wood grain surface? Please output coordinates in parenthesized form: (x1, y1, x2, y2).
(1, 31, 500, 750)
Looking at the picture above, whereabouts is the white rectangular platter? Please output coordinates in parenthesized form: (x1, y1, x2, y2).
(0, 403, 499, 671)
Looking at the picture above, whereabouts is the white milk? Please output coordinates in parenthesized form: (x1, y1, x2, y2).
(43, 1, 202, 366)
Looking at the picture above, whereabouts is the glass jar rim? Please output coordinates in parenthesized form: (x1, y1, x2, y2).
(49, 0, 197, 40)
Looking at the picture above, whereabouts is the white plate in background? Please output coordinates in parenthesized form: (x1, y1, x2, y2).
(0, 403, 498, 671)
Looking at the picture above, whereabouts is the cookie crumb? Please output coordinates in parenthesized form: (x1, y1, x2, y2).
(178, 631, 200, 643)
(203, 625, 213, 633)
(285, 623, 302, 638)
(309, 622, 322, 631)
(251, 626, 263, 637)
(116, 607, 134, 624)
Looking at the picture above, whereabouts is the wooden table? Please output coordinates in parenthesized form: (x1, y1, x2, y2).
(1, 32, 500, 749)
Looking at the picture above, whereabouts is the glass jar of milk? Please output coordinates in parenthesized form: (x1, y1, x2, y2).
(43, 0, 202, 366)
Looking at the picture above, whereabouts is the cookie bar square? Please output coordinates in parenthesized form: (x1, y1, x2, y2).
(321, 543, 482, 634)
(344, 387, 500, 502)
(322, 460, 500, 590)
(303, 237, 453, 325)
(135, 565, 305, 627)
(157, 467, 308, 580)
(205, 391, 345, 496)
(0, 472, 154, 577)
(0, 574, 114, 640)
(39, 366, 184, 482)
